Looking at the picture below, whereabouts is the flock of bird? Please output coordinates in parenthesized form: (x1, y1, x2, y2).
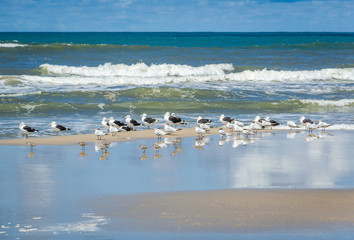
(18, 112, 333, 139)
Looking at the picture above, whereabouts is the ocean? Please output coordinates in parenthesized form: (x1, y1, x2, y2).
(1, 32, 354, 138)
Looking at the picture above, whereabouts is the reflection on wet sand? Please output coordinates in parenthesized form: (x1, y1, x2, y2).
(26, 141, 35, 158)
(95, 142, 111, 160)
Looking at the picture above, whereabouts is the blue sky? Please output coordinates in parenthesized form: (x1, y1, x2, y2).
(0, 0, 353, 32)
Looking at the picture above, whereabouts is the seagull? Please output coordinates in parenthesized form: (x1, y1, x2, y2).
(196, 116, 212, 125)
(101, 117, 110, 131)
(141, 113, 158, 130)
(164, 112, 187, 129)
(233, 124, 243, 134)
(163, 124, 177, 133)
(125, 115, 141, 130)
(264, 117, 281, 127)
(198, 123, 211, 131)
(194, 126, 206, 137)
(299, 116, 314, 125)
(154, 128, 166, 139)
(19, 122, 39, 138)
(108, 117, 125, 128)
(219, 128, 231, 137)
(234, 120, 244, 127)
(317, 120, 333, 130)
(304, 122, 318, 133)
(50, 121, 71, 135)
(249, 121, 261, 132)
(219, 114, 234, 125)
(109, 126, 119, 136)
(225, 122, 234, 132)
(287, 121, 300, 129)
(93, 128, 105, 140)
(254, 116, 270, 129)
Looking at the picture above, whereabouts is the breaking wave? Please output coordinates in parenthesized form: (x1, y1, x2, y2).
(30, 63, 354, 86)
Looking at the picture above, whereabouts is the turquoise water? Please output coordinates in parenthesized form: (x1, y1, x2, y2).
(1, 32, 354, 138)
(1, 131, 354, 239)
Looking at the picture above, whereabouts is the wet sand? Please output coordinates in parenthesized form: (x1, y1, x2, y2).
(0, 127, 278, 146)
(95, 189, 354, 232)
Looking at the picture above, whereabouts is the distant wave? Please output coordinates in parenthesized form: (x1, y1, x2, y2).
(35, 63, 354, 85)
(300, 99, 354, 107)
(0, 42, 28, 48)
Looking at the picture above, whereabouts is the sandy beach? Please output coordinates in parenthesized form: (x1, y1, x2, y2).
(0, 127, 279, 146)
(95, 189, 354, 232)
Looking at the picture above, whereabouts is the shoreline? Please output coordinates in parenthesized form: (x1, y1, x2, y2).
(0, 127, 280, 146)
(94, 189, 354, 232)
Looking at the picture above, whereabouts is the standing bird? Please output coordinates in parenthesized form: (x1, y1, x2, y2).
(164, 112, 186, 129)
(219, 114, 234, 125)
(194, 126, 206, 137)
(50, 121, 71, 135)
(163, 124, 177, 133)
(317, 120, 333, 130)
(93, 128, 106, 140)
(101, 117, 110, 131)
(264, 117, 281, 127)
(19, 122, 39, 138)
(125, 115, 141, 131)
(141, 113, 158, 130)
(196, 116, 212, 125)
(299, 116, 314, 126)
(287, 121, 300, 129)
(219, 128, 231, 137)
(108, 117, 125, 128)
(109, 126, 119, 136)
(154, 128, 166, 139)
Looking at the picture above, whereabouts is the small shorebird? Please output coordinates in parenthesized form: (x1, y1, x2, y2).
(19, 122, 39, 138)
(139, 144, 148, 154)
(50, 121, 71, 135)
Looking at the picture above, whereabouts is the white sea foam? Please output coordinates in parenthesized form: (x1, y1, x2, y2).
(226, 68, 354, 82)
(0, 43, 28, 48)
(40, 62, 234, 77)
(300, 99, 354, 107)
(33, 63, 354, 85)
(39, 213, 109, 233)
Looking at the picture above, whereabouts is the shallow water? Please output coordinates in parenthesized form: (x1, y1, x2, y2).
(1, 130, 354, 239)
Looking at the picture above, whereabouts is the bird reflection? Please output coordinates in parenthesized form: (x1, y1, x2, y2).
(26, 141, 35, 158)
(153, 142, 162, 159)
(194, 136, 209, 150)
(218, 136, 233, 146)
(305, 133, 320, 142)
(95, 142, 110, 160)
(79, 142, 88, 157)
(139, 145, 149, 160)
(171, 137, 183, 156)
(287, 130, 300, 139)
